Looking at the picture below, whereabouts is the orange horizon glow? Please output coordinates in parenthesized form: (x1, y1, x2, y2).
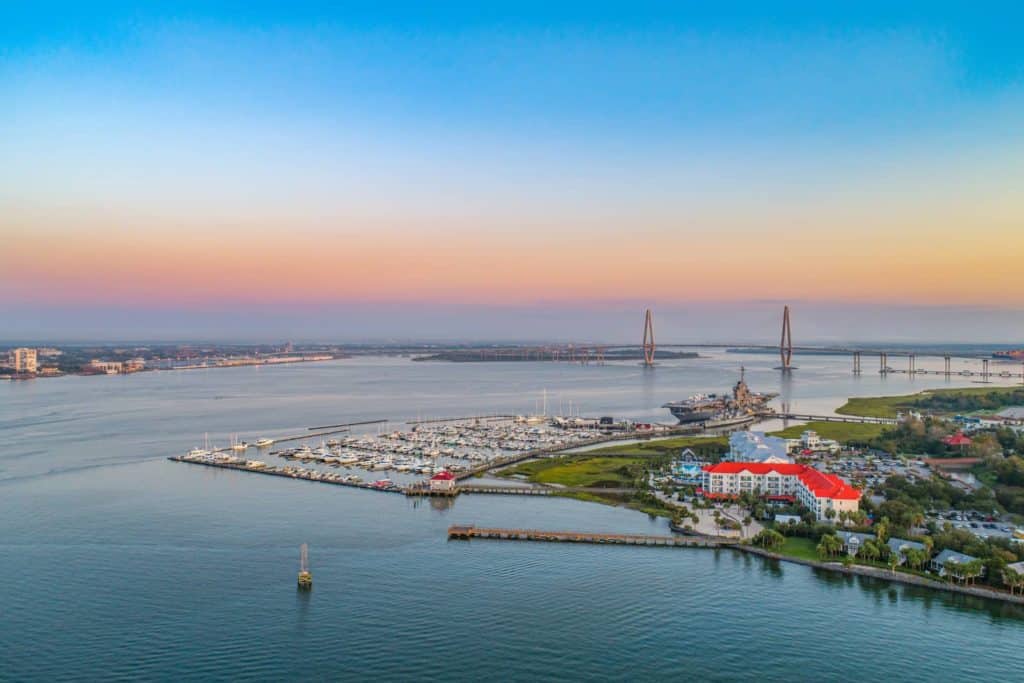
(5, 211, 1024, 308)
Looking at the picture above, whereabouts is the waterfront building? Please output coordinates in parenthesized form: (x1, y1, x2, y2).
(942, 432, 972, 449)
(10, 348, 38, 373)
(123, 358, 146, 372)
(700, 462, 861, 521)
(727, 431, 792, 464)
(430, 471, 456, 492)
(1006, 561, 1024, 578)
(930, 549, 983, 579)
(788, 430, 840, 455)
(887, 538, 927, 565)
(86, 359, 124, 374)
(835, 530, 876, 556)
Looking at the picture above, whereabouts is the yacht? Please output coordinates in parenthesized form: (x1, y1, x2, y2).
(255, 438, 274, 448)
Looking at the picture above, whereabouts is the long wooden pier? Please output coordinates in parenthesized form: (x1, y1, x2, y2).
(405, 414, 516, 425)
(447, 525, 732, 547)
(759, 412, 897, 425)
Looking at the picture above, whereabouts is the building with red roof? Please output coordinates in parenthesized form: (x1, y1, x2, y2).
(942, 432, 972, 449)
(701, 462, 860, 521)
(429, 470, 457, 493)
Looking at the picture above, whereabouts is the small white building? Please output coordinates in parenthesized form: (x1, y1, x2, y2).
(791, 430, 840, 455)
(727, 431, 792, 464)
(836, 531, 876, 556)
(429, 471, 457, 492)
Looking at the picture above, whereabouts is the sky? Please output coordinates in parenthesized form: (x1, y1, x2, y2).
(2, 2, 1023, 342)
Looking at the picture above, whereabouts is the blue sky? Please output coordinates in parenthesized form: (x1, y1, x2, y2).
(2, 2, 1023, 342)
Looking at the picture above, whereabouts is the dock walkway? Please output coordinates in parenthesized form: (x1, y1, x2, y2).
(759, 412, 897, 425)
(447, 525, 732, 547)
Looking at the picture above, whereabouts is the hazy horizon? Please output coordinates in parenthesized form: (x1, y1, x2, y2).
(3, 300, 1022, 345)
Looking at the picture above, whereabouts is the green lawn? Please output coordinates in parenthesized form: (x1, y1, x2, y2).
(837, 394, 921, 418)
(497, 455, 645, 488)
(768, 421, 886, 442)
(583, 434, 728, 458)
(775, 536, 820, 561)
(838, 386, 1024, 418)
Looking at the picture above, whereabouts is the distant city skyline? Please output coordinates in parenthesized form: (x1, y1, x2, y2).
(2, 4, 1023, 339)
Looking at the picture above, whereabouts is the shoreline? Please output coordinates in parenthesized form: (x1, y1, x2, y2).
(736, 544, 1024, 606)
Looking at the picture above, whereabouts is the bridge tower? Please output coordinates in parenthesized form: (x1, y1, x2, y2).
(297, 543, 312, 590)
(642, 309, 656, 367)
(852, 351, 861, 375)
(778, 305, 793, 371)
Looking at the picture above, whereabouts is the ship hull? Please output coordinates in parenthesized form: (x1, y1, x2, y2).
(667, 408, 717, 424)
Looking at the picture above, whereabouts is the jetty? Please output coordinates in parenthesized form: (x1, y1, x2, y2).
(447, 525, 732, 547)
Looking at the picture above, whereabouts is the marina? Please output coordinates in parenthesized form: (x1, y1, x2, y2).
(174, 412, 700, 488)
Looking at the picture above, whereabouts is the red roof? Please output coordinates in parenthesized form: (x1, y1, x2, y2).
(797, 467, 861, 501)
(702, 462, 861, 501)
(943, 432, 972, 447)
(703, 462, 805, 475)
(431, 471, 456, 480)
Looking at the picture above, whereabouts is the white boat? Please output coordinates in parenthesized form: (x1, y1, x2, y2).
(255, 438, 274, 447)
(187, 447, 210, 458)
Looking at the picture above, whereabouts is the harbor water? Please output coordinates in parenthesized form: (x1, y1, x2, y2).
(2, 350, 1023, 680)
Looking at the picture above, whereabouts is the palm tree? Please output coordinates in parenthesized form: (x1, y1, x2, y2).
(1004, 567, 1024, 595)
(969, 560, 985, 586)
(817, 533, 841, 559)
(859, 540, 880, 563)
(874, 517, 890, 543)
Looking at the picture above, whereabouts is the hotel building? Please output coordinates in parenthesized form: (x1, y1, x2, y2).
(10, 348, 38, 374)
(701, 462, 860, 521)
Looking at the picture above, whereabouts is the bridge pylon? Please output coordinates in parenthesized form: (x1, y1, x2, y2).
(642, 309, 656, 367)
(776, 305, 794, 371)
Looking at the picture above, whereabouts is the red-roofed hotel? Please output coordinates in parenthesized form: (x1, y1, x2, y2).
(701, 462, 860, 520)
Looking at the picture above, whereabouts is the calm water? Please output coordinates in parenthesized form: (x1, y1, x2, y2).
(2, 352, 1023, 681)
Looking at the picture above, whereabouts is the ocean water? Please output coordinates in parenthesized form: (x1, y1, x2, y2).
(2, 351, 1022, 681)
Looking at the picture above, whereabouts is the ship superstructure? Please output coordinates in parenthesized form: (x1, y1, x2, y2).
(663, 369, 776, 425)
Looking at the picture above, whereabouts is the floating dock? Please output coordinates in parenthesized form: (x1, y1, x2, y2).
(169, 456, 404, 493)
(447, 525, 732, 547)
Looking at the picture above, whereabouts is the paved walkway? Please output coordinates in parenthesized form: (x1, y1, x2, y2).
(648, 477, 762, 539)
